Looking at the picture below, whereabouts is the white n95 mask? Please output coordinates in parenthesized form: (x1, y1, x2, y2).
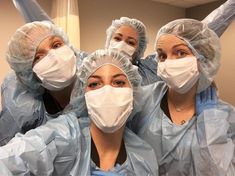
(157, 56, 199, 94)
(109, 40, 136, 57)
(33, 45, 77, 91)
(85, 85, 133, 133)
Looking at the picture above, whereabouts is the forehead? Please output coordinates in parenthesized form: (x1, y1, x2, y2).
(114, 25, 138, 39)
(156, 34, 188, 49)
(91, 64, 126, 77)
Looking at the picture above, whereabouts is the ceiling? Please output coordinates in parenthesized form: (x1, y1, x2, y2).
(151, 0, 220, 8)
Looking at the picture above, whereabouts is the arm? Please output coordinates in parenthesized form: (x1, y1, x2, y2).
(195, 102, 235, 175)
(0, 160, 14, 176)
(202, 0, 235, 37)
(13, 0, 52, 23)
(0, 72, 46, 145)
(196, 85, 218, 116)
(128, 81, 167, 133)
(0, 112, 80, 175)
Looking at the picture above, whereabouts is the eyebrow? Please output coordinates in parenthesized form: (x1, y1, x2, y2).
(114, 33, 123, 37)
(113, 73, 127, 78)
(127, 37, 137, 43)
(115, 33, 137, 42)
(49, 36, 58, 42)
(88, 73, 127, 79)
(88, 75, 101, 79)
(35, 48, 47, 56)
(172, 43, 189, 49)
(157, 43, 189, 52)
(36, 36, 58, 53)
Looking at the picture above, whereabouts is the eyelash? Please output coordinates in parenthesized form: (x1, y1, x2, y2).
(33, 54, 46, 65)
(87, 79, 127, 90)
(158, 53, 167, 61)
(52, 42, 63, 49)
(113, 36, 136, 47)
(176, 49, 188, 56)
(157, 48, 190, 61)
(113, 80, 126, 87)
(113, 36, 122, 41)
(127, 41, 136, 46)
(87, 82, 101, 88)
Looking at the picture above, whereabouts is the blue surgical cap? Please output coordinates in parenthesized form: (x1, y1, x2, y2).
(6, 21, 73, 94)
(70, 49, 142, 118)
(76, 49, 141, 94)
(105, 17, 147, 62)
(155, 18, 221, 93)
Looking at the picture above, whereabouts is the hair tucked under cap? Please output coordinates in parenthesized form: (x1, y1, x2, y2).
(75, 49, 141, 95)
(6, 21, 73, 94)
(105, 17, 147, 63)
(155, 18, 221, 92)
(70, 49, 143, 119)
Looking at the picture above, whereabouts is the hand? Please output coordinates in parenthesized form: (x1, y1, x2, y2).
(91, 170, 122, 176)
(196, 85, 218, 115)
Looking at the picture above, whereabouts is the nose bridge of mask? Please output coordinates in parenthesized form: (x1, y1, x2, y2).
(159, 57, 198, 80)
(33, 53, 57, 80)
(157, 56, 199, 93)
(85, 85, 133, 105)
(32, 45, 77, 90)
(161, 57, 197, 69)
(109, 40, 136, 56)
(85, 85, 133, 130)
(49, 45, 74, 61)
(85, 85, 133, 132)
(40, 46, 74, 72)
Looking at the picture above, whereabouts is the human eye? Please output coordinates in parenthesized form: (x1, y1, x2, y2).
(52, 40, 64, 49)
(86, 77, 103, 91)
(113, 35, 122, 42)
(157, 52, 167, 62)
(176, 49, 188, 58)
(127, 39, 137, 47)
(112, 76, 129, 87)
(33, 53, 46, 66)
(113, 80, 126, 87)
(87, 82, 100, 88)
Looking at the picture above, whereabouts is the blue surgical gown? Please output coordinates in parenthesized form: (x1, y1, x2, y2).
(131, 82, 235, 176)
(0, 51, 87, 146)
(0, 112, 159, 176)
(135, 53, 162, 86)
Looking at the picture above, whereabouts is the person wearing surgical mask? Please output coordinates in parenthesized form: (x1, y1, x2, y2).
(0, 49, 158, 176)
(104, 17, 163, 86)
(0, 21, 87, 145)
(104, 1, 235, 86)
(11, 0, 235, 86)
(130, 19, 235, 175)
(2, 0, 234, 141)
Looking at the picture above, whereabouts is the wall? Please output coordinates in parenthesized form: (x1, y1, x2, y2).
(0, 0, 51, 85)
(77, 0, 185, 56)
(1, 0, 234, 107)
(0, 0, 51, 109)
(186, 0, 235, 105)
(0, 0, 23, 88)
(216, 21, 235, 106)
(0, 0, 23, 109)
(0, 0, 184, 109)
(186, 0, 226, 20)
